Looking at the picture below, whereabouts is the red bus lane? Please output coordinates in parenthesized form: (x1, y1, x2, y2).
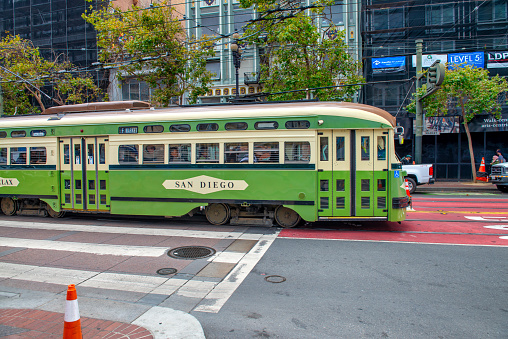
(280, 197, 508, 246)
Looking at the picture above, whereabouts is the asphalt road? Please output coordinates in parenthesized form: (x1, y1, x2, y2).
(0, 192, 507, 338)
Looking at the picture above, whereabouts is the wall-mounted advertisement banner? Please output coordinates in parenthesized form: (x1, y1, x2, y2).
(372, 56, 406, 74)
(468, 114, 508, 132)
(487, 51, 508, 69)
(411, 54, 448, 68)
(412, 116, 460, 135)
(448, 52, 484, 68)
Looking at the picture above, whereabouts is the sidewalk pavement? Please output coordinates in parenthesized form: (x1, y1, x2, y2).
(0, 306, 205, 339)
(415, 180, 500, 193)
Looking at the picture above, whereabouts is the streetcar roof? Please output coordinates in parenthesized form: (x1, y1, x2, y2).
(0, 101, 395, 128)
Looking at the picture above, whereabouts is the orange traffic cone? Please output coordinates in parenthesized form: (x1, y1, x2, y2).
(63, 284, 82, 339)
(476, 157, 489, 182)
(405, 179, 415, 211)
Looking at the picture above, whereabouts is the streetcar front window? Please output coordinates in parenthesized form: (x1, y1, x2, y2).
(196, 143, 219, 163)
(377, 136, 386, 160)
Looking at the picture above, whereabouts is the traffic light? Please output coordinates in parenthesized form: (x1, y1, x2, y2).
(427, 60, 445, 92)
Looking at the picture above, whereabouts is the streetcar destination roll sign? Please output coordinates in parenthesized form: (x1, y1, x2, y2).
(0, 177, 20, 187)
(162, 175, 248, 194)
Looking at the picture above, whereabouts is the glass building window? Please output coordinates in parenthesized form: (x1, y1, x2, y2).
(478, 0, 507, 22)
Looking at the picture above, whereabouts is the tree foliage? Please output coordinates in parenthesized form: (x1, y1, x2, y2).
(83, 0, 215, 105)
(0, 35, 101, 115)
(238, 0, 363, 101)
(406, 64, 508, 181)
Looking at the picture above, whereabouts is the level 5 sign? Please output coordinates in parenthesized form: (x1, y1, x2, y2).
(163, 175, 248, 194)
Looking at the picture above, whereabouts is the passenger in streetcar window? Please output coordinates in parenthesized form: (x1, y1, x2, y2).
(169, 147, 181, 162)
(238, 145, 249, 162)
(15, 152, 27, 164)
(298, 143, 311, 162)
(144, 145, 157, 162)
(197, 147, 209, 162)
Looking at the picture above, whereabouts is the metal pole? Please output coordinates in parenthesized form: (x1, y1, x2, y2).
(235, 54, 239, 99)
(415, 39, 423, 164)
(0, 81, 3, 116)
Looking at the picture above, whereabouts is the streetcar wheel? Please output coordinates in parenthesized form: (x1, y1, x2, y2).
(406, 177, 417, 194)
(205, 203, 230, 225)
(274, 206, 301, 228)
(1, 198, 18, 216)
(46, 205, 66, 218)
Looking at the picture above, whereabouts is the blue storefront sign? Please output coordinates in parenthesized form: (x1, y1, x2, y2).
(372, 56, 406, 74)
(448, 52, 484, 68)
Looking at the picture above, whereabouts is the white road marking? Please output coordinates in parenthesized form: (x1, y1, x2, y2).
(0, 220, 245, 239)
(133, 306, 205, 339)
(194, 232, 280, 313)
(0, 237, 168, 257)
(0, 219, 280, 313)
(483, 225, 508, 231)
(465, 216, 508, 222)
(79, 272, 168, 293)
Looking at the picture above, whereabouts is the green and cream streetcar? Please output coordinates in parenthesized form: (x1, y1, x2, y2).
(0, 101, 409, 227)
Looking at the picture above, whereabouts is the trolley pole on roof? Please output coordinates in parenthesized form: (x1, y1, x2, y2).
(414, 39, 423, 164)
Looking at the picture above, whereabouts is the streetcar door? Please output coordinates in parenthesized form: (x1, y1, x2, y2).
(355, 130, 374, 217)
(317, 130, 351, 217)
(331, 131, 351, 216)
(317, 131, 333, 216)
(60, 137, 109, 211)
(373, 130, 389, 217)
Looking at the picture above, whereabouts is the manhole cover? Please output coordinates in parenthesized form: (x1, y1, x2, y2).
(157, 268, 178, 275)
(265, 275, 286, 283)
(168, 246, 216, 260)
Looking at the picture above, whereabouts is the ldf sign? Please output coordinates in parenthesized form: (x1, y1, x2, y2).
(448, 52, 484, 68)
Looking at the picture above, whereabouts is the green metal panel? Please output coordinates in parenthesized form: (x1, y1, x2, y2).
(355, 171, 374, 217)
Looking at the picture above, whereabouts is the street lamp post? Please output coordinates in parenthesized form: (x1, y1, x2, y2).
(230, 33, 241, 99)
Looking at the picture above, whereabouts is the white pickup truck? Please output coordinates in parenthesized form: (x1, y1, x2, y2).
(402, 164, 435, 194)
(489, 162, 508, 193)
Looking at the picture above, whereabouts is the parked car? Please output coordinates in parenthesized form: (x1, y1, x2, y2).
(489, 162, 508, 193)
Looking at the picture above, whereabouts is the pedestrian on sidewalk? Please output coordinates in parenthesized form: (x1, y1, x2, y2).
(496, 149, 505, 163)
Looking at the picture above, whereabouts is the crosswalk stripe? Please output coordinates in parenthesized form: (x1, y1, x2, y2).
(0, 220, 245, 239)
(194, 232, 279, 313)
(0, 237, 168, 257)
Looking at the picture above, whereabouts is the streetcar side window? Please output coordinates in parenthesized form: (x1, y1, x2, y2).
(169, 144, 191, 163)
(225, 142, 248, 163)
(320, 137, 329, 161)
(284, 142, 310, 163)
(63, 144, 70, 164)
(0, 148, 7, 164)
(377, 136, 386, 160)
(30, 147, 46, 164)
(336, 137, 345, 161)
(118, 145, 139, 164)
(99, 143, 106, 164)
(143, 144, 164, 164)
(254, 142, 279, 163)
(11, 147, 27, 164)
(196, 143, 219, 163)
(361, 136, 370, 161)
(74, 144, 81, 164)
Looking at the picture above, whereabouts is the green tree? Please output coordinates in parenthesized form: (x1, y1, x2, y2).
(83, 0, 215, 105)
(238, 0, 363, 101)
(407, 64, 508, 181)
(0, 35, 101, 115)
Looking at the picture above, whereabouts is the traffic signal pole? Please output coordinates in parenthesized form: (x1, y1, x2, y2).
(415, 39, 423, 164)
